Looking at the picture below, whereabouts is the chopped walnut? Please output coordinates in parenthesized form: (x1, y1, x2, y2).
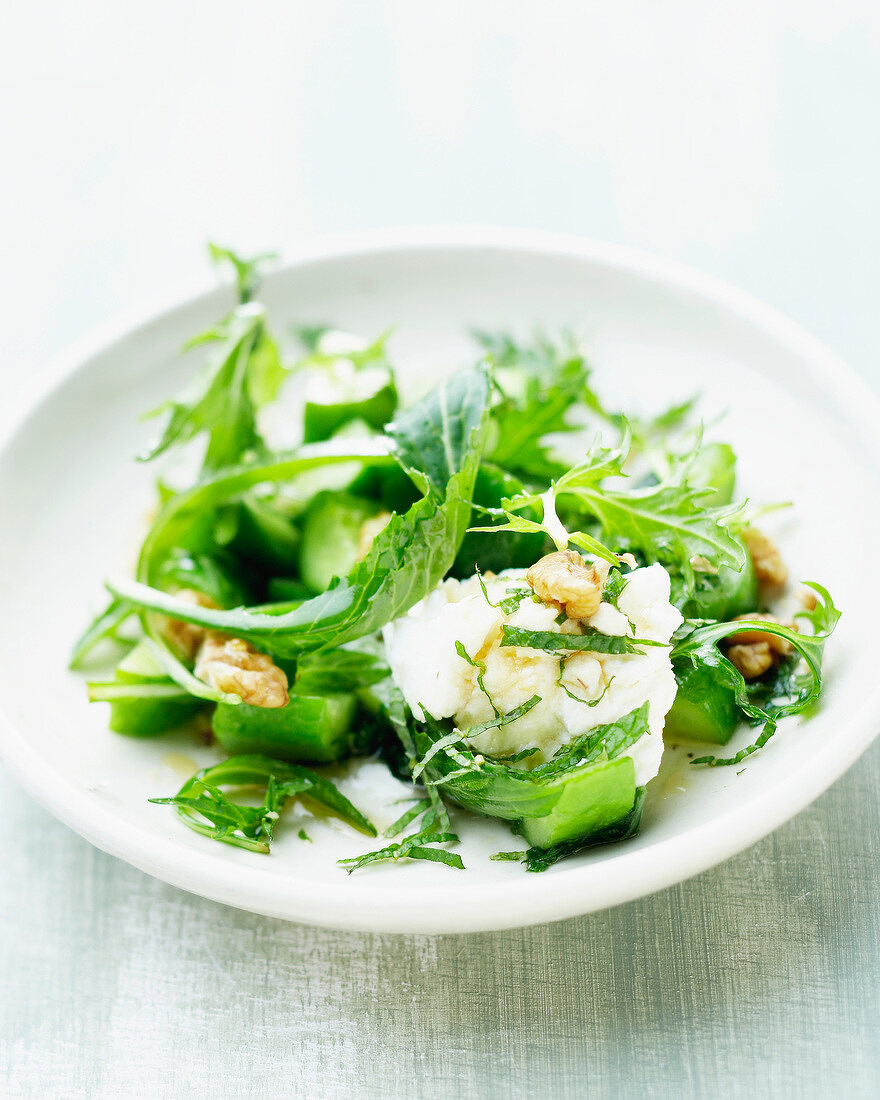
(525, 550, 610, 622)
(356, 510, 392, 562)
(195, 633, 289, 708)
(163, 588, 288, 708)
(742, 527, 788, 590)
(162, 588, 220, 659)
(725, 612, 794, 679)
(729, 612, 794, 656)
(798, 588, 818, 612)
(727, 641, 774, 679)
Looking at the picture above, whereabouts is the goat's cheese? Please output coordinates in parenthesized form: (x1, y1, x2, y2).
(383, 563, 683, 787)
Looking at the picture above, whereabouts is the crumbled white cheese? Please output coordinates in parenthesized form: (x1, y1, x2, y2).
(383, 563, 683, 787)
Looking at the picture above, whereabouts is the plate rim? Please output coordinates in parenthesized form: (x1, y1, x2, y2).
(1, 225, 879, 934)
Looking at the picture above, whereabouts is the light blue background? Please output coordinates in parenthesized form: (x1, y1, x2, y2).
(1, 5, 877, 1097)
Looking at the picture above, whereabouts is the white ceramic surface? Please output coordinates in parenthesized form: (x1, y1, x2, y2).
(0, 228, 878, 934)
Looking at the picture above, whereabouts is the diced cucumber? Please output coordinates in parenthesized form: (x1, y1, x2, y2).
(665, 660, 739, 744)
(109, 693, 201, 737)
(518, 756, 636, 848)
(212, 691, 358, 763)
(299, 491, 382, 592)
(116, 641, 168, 683)
(98, 642, 202, 736)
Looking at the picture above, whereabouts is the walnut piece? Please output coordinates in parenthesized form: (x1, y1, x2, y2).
(164, 588, 288, 708)
(729, 613, 794, 656)
(742, 527, 788, 589)
(727, 641, 774, 679)
(798, 588, 818, 612)
(725, 612, 794, 679)
(525, 550, 610, 622)
(195, 633, 289, 708)
(162, 588, 220, 659)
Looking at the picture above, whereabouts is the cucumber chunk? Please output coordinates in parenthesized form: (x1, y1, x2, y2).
(105, 642, 202, 736)
(518, 756, 636, 848)
(299, 491, 383, 592)
(665, 661, 739, 744)
(116, 641, 168, 683)
(212, 691, 358, 763)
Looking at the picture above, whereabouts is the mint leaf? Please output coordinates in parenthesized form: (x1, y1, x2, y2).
(151, 753, 375, 853)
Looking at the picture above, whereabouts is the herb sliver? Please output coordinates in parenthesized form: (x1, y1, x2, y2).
(500, 624, 663, 655)
(151, 754, 375, 853)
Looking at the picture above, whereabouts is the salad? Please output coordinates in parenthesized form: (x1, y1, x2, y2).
(71, 248, 839, 873)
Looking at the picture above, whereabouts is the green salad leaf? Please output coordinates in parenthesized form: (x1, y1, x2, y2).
(208, 243, 277, 305)
(293, 643, 390, 695)
(69, 597, 134, 669)
(151, 754, 375, 853)
(141, 245, 284, 470)
(115, 365, 493, 657)
(480, 331, 605, 480)
(502, 440, 745, 573)
(141, 303, 272, 470)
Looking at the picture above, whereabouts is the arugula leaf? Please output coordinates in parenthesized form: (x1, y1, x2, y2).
(69, 598, 133, 669)
(86, 680, 194, 704)
(141, 303, 278, 471)
(208, 243, 277, 305)
(151, 754, 375, 853)
(469, 442, 622, 562)
(673, 583, 840, 766)
(494, 438, 745, 573)
(138, 439, 393, 582)
(141, 636, 241, 704)
(476, 330, 607, 480)
(116, 366, 492, 657)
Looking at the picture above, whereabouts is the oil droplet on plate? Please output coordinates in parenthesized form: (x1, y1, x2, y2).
(160, 753, 199, 780)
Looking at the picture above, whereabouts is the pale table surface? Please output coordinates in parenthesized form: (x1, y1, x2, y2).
(2, 5, 879, 1097)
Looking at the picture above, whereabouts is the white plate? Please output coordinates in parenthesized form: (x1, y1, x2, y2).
(1, 228, 878, 934)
